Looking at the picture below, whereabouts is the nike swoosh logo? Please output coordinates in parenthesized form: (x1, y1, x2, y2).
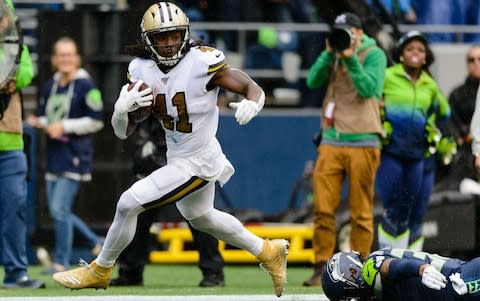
(215, 53, 221, 58)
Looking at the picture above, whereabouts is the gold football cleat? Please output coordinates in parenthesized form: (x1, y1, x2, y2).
(52, 259, 113, 290)
(257, 239, 289, 297)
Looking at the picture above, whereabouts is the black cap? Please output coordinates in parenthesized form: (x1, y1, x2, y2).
(396, 30, 428, 49)
(393, 30, 434, 66)
(333, 12, 362, 29)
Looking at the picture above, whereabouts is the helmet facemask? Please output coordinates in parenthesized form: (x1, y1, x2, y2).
(143, 28, 189, 67)
(329, 252, 364, 287)
(323, 252, 371, 301)
(141, 2, 190, 67)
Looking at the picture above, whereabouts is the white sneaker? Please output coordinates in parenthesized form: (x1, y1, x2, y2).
(36, 247, 52, 268)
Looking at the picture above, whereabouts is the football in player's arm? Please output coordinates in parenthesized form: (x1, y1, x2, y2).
(112, 43, 264, 140)
(53, 2, 288, 297)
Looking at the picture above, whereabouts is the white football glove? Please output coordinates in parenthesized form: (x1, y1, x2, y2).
(421, 265, 447, 290)
(229, 90, 265, 125)
(114, 80, 153, 115)
(449, 272, 468, 295)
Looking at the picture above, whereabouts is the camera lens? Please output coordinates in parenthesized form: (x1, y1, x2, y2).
(329, 28, 352, 51)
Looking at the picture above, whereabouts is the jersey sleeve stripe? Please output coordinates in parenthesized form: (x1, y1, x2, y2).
(142, 176, 209, 210)
(207, 60, 229, 75)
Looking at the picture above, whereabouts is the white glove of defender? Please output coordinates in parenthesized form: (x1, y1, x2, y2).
(449, 272, 468, 295)
(114, 80, 153, 115)
(229, 91, 265, 125)
(422, 265, 447, 290)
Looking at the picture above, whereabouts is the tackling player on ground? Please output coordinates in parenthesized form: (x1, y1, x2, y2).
(322, 247, 480, 301)
(52, 1, 288, 297)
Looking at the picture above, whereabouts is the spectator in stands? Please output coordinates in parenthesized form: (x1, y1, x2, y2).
(27, 37, 104, 274)
(469, 49, 480, 172)
(303, 12, 386, 286)
(0, 0, 45, 289)
(459, 0, 480, 43)
(111, 116, 225, 287)
(411, 0, 455, 42)
(216, 0, 244, 51)
(412, 0, 480, 43)
(244, 26, 284, 98)
(176, 1, 213, 44)
(127, 0, 155, 11)
(437, 45, 480, 191)
(368, 0, 417, 24)
(377, 31, 449, 251)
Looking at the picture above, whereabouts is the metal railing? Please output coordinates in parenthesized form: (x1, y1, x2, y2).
(14, 9, 480, 103)
(14, 0, 121, 10)
(13, 0, 118, 4)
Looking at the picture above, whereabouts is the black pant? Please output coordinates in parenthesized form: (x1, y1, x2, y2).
(115, 203, 224, 282)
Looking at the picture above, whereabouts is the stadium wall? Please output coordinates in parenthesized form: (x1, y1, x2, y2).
(217, 109, 320, 215)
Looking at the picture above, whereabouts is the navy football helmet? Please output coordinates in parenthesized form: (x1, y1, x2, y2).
(322, 251, 371, 301)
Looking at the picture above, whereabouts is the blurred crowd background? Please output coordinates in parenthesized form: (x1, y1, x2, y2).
(10, 0, 480, 262)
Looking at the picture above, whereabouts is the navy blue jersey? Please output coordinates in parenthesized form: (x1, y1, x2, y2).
(362, 248, 475, 301)
(39, 69, 103, 177)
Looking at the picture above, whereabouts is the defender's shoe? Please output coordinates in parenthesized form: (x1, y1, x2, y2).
(52, 259, 113, 290)
(3, 275, 46, 289)
(199, 273, 225, 287)
(257, 239, 289, 297)
(302, 262, 325, 287)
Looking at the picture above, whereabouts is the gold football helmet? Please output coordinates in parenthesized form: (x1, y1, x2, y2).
(141, 2, 190, 67)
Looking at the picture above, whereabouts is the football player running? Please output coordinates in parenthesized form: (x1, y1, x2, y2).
(52, 1, 289, 297)
(322, 248, 480, 301)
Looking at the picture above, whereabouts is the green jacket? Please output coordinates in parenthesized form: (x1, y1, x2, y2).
(0, 0, 34, 151)
(1, 0, 32, 89)
(4, 0, 12, 10)
(382, 63, 449, 159)
(307, 34, 387, 142)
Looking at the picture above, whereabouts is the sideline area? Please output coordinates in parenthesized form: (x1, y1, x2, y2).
(0, 294, 327, 301)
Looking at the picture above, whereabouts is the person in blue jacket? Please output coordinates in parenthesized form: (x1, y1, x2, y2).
(27, 36, 104, 274)
(376, 31, 450, 250)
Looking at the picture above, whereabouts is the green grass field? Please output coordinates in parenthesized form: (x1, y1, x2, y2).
(0, 263, 325, 298)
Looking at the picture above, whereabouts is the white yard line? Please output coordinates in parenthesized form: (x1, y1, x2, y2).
(0, 294, 328, 301)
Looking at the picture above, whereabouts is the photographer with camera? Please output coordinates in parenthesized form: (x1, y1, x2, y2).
(0, 0, 45, 289)
(303, 12, 387, 287)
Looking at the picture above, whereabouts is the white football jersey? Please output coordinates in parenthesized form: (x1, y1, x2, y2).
(128, 46, 234, 183)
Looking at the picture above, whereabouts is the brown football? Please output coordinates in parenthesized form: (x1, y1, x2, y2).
(127, 81, 153, 123)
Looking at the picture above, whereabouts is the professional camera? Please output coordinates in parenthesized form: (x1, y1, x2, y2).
(328, 27, 356, 52)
